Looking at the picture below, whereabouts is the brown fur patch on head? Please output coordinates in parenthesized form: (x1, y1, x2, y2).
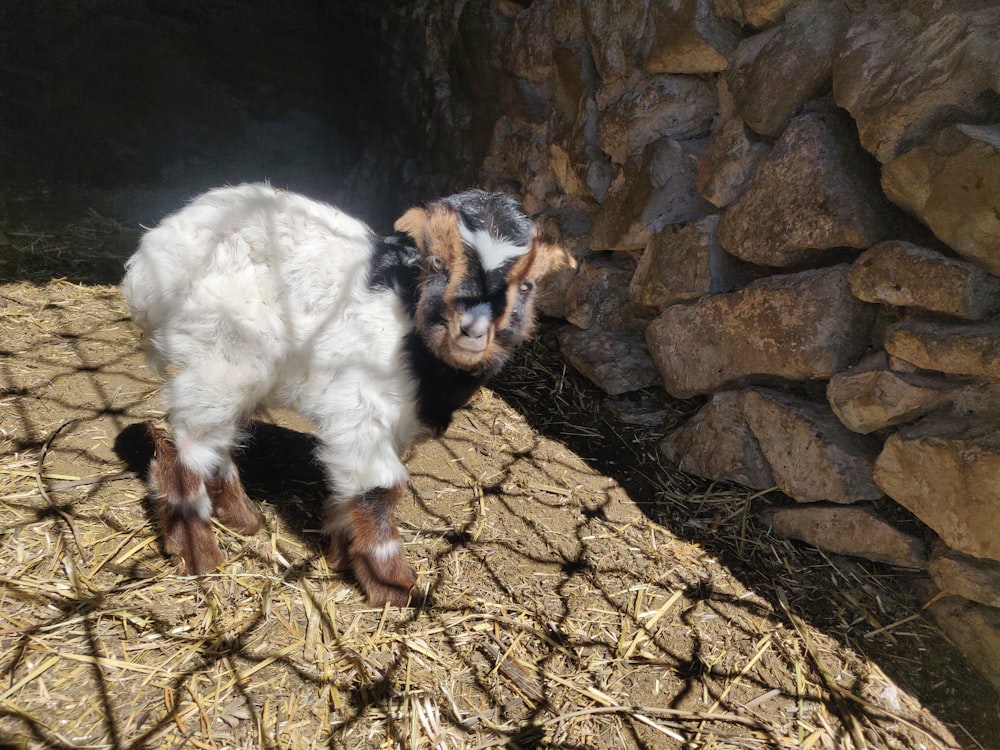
(394, 207, 429, 254)
(508, 236, 576, 284)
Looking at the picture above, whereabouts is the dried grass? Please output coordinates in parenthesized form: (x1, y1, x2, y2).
(0, 216, 991, 749)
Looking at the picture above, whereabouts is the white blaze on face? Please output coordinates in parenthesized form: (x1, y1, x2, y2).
(459, 223, 528, 272)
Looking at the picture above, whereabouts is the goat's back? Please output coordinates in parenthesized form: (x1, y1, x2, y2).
(121, 183, 415, 411)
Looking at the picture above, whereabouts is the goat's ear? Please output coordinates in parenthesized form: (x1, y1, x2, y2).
(394, 207, 428, 254)
(511, 236, 576, 282)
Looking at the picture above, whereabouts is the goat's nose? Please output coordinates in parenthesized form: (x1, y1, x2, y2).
(460, 303, 492, 339)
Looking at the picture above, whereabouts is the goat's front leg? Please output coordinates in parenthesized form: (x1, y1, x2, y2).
(326, 484, 419, 607)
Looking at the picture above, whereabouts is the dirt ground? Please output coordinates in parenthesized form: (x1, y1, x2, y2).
(0, 195, 998, 749)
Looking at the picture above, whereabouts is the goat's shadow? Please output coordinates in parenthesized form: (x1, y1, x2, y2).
(114, 420, 330, 559)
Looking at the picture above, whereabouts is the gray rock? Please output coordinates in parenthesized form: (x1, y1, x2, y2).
(849, 241, 1000, 321)
(762, 504, 927, 569)
(630, 215, 752, 310)
(596, 74, 717, 164)
(726, 0, 849, 137)
(644, 0, 739, 74)
(833, 0, 1000, 163)
(696, 118, 770, 208)
(563, 253, 639, 331)
(881, 125, 1000, 276)
(646, 264, 875, 398)
(874, 416, 1000, 560)
(591, 138, 711, 250)
(581, 0, 650, 82)
(930, 546, 1000, 608)
(659, 390, 775, 489)
(884, 319, 1000, 380)
(718, 109, 896, 266)
(557, 326, 662, 395)
(739, 388, 883, 504)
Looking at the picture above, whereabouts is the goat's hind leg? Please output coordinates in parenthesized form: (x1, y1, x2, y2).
(147, 423, 223, 575)
(207, 457, 262, 535)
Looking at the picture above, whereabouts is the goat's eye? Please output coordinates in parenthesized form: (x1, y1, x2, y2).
(427, 255, 447, 274)
(519, 280, 534, 294)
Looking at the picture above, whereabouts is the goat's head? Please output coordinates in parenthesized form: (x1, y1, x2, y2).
(395, 190, 575, 375)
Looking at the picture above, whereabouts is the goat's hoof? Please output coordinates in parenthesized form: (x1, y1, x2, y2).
(163, 514, 224, 575)
(209, 480, 263, 536)
(351, 551, 423, 608)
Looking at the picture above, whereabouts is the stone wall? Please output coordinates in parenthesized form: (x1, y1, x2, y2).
(414, 0, 1000, 690)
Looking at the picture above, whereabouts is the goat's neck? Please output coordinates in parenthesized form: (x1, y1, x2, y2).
(404, 333, 486, 436)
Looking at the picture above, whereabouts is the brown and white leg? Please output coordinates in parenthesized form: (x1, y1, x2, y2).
(147, 423, 223, 575)
(325, 484, 418, 607)
(207, 457, 262, 535)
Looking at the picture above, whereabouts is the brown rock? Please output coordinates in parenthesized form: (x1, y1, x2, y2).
(712, 0, 797, 29)
(629, 215, 751, 310)
(762, 504, 927, 569)
(659, 390, 774, 489)
(833, 1, 1000, 163)
(726, 0, 849, 138)
(718, 109, 896, 266)
(849, 240, 1000, 320)
(557, 327, 662, 395)
(925, 595, 1000, 695)
(881, 125, 1000, 276)
(502, 1, 554, 83)
(596, 74, 717, 164)
(930, 547, 1000, 608)
(883, 319, 1000, 380)
(827, 354, 959, 434)
(646, 264, 875, 398)
(739, 389, 883, 504)
(874, 416, 1000, 560)
(696, 117, 770, 208)
(644, 0, 739, 74)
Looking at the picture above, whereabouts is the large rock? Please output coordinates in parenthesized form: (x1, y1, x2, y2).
(849, 241, 1000, 321)
(644, 0, 739, 74)
(557, 327, 662, 395)
(646, 264, 875, 398)
(739, 389, 883, 504)
(726, 0, 849, 137)
(925, 596, 1000, 695)
(502, 0, 554, 83)
(591, 138, 711, 250)
(629, 215, 752, 310)
(833, 0, 1000, 163)
(696, 117, 770, 208)
(827, 353, 960, 434)
(762, 504, 927, 569)
(929, 546, 1000, 609)
(884, 319, 1000, 380)
(581, 0, 650, 82)
(874, 417, 1000, 560)
(718, 109, 896, 266)
(659, 390, 774, 489)
(596, 74, 717, 164)
(881, 125, 1000, 276)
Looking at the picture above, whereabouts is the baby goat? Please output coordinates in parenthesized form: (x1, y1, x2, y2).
(122, 183, 573, 606)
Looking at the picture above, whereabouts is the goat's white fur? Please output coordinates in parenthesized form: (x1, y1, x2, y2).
(459, 225, 528, 272)
(123, 184, 423, 505)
